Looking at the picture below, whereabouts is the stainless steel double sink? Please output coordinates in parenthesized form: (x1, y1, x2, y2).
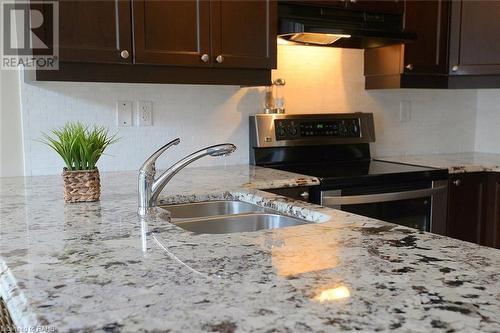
(160, 200, 307, 234)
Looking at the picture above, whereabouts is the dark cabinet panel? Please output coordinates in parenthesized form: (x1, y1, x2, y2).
(211, 0, 277, 69)
(133, 0, 211, 66)
(58, 0, 132, 63)
(449, 1, 500, 75)
(447, 174, 487, 244)
(484, 174, 500, 249)
(403, 0, 449, 74)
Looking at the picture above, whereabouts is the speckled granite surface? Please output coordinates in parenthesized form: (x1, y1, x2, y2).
(1, 164, 500, 332)
(376, 152, 500, 174)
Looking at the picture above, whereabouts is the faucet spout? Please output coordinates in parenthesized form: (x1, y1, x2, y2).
(150, 143, 236, 204)
(138, 140, 236, 216)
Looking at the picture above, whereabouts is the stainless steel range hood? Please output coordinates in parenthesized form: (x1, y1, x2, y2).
(278, 2, 416, 49)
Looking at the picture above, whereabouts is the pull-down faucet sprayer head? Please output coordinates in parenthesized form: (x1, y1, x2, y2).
(207, 144, 237, 157)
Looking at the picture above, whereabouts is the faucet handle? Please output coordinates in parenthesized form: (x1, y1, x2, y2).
(139, 138, 181, 175)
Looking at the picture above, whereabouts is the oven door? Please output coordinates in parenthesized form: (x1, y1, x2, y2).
(320, 180, 448, 232)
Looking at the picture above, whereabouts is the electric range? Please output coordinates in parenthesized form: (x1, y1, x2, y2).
(249, 113, 449, 233)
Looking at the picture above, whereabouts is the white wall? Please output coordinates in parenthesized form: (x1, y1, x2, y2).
(18, 45, 479, 176)
(475, 89, 500, 153)
(0, 68, 24, 177)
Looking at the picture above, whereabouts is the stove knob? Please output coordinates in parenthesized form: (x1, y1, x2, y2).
(290, 127, 298, 136)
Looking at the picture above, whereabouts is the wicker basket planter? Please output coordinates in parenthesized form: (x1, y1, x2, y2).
(62, 168, 101, 203)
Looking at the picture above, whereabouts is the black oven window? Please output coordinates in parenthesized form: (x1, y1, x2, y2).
(341, 197, 431, 231)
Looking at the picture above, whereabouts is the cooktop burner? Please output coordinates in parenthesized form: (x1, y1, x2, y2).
(269, 160, 448, 187)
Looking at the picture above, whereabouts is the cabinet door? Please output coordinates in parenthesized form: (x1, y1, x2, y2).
(210, 0, 277, 69)
(447, 174, 488, 244)
(133, 0, 211, 66)
(484, 174, 500, 249)
(348, 0, 404, 14)
(449, 1, 500, 75)
(403, 0, 449, 74)
(58, 0, 132, 63)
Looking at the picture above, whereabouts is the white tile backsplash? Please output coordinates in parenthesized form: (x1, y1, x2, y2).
(475, 89, 500, 154)
(20, 46, 478, 176)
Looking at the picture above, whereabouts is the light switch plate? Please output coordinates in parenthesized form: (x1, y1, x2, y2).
(137, 101, 153, 126)
(399, 100, 411, 123)
(116, 101, 133, 127)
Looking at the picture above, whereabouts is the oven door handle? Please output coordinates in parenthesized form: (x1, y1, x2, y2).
(322, 186, 448, 206)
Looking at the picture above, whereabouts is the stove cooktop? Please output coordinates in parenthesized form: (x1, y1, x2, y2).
(269, 160, 449, 188)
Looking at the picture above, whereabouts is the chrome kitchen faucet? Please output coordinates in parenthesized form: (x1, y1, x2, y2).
(138, 138, 237, 216)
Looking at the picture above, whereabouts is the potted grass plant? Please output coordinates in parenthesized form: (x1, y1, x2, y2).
(40, 122, 118, 203)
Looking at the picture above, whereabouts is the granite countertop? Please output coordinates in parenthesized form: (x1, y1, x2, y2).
(376, 152, 500, 174)
(1, 164, 500, 332)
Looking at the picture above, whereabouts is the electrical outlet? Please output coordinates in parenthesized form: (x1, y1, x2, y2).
(137, 101, 153, 126)
(116, 101, 133, 126)
(399, 100, 411, 123)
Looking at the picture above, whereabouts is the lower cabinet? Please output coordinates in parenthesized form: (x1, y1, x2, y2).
(447, 173, 500, 248)
(484, 173, 500, 248)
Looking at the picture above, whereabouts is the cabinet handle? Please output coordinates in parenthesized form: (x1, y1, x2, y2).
(201, 53, 209, 63)
(452, 65, 458, 72)
(300, 191, 310, 199)
(216, 55, 224, 63)
(453, 179, 461, 186)
(120, 50, 130, 59)
(405, 64, 413, 71)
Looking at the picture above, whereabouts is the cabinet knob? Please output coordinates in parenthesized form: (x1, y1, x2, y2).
(453, 179, 462, 186)
(120, 50, 130, 59)
(452, 65, 459, 72)
(405, 64, 413, 71)
(300, 191, 310, 199)
(216, 55, 224, 63)
(201, 53, 209, 63)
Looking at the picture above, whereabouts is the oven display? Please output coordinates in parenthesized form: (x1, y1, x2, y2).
(275, 118, 361, 140)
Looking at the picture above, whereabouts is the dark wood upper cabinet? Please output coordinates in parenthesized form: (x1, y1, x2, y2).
(364, 0, 450, 89)
(58, 0, 132, 64)
(403, 0, 449, 74)
(133, 0, 211, 66)
(447, 174, 488, 245)
(365, 0, 500, 89)
(210, 0, 277, 69)
(448, 1, 500, 75)
(28, 0, 276, 85)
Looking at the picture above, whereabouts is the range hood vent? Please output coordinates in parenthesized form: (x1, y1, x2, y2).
(278, 3, 416, 49)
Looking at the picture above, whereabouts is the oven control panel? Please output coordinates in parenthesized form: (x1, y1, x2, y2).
(274, 118, 361, 140)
